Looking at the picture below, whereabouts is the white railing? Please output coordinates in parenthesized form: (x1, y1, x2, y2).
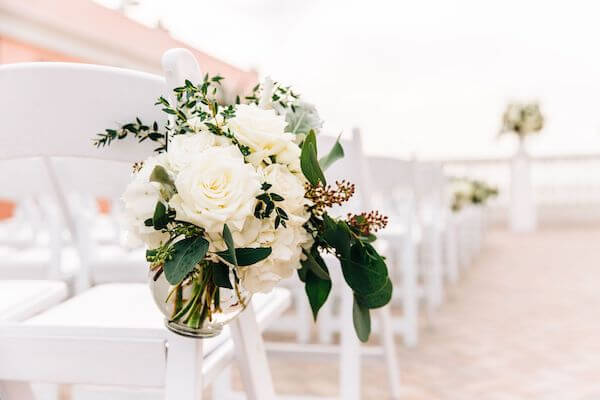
(442, 153, 600, 225)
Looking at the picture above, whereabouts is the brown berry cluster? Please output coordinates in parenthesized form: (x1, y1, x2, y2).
(132, 161, 144, 173)
(347, 211, 389, 235)
(305, 180, 355, 215)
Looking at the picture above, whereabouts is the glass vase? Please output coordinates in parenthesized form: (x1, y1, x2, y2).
(149, 264, 250, 338)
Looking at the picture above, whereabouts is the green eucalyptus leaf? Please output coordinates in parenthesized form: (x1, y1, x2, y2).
(339, 244, 389, 296)
(222, 224, 237, 266)
(319, 135, 345, 171)
(321, 215, 352, 259)
(305, 270, 332, 320)
(352, 295, 371, 342)
(163, 237, 209, 285)
(152, 202, 168, 230)
(355, 277, 393, 309)
(149, 165, 174, 187)
(217, 247, 272, 267)
(211, 262, 233, 289)
(302, 249, 330, 281)
(300, 130, 326, 186)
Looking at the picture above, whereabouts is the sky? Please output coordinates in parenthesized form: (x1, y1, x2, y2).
(97, 0, 600, 159)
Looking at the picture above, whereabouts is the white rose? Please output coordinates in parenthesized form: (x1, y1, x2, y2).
(167, 133, 215, 172)
(170, 146, 260, 233)
(227, 104, 295, 167)
(122, 154, 170, 248)
(262, 164, 308, 215)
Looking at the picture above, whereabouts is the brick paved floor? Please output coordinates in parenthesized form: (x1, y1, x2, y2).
(260, 227, 600, 399)
(58, 227, 600, 399)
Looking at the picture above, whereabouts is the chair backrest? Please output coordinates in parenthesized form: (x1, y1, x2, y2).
(317, 128, 371, 214)
(0, 49, 210, 388)
(0, 63, 168, 162)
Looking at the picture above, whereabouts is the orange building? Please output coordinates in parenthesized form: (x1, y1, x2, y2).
(0, 0, 257, 89)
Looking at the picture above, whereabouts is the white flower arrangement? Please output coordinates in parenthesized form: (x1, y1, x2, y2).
(450, 178, 498, 212)
(500, 101, 544, 138)
(94, 75, 391, 340)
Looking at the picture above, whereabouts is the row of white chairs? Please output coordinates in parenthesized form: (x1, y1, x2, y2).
(0, 49, 490, 400)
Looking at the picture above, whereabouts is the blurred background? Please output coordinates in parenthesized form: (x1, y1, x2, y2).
(2, 0, 600, 399)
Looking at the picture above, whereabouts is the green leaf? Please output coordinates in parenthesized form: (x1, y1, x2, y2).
(340, 243, 388, 296)
(222, 224, 237, 266)
(319, 135, 345, 171)
(353, 295, 371, 342)
(211, 262, 233, 289)
(152, 202, 168, 230)
(302, 249, 330, 280)
(355, 277, 393, 309)
(300, 130, 326, 186)
(321, 215, 352, 259)
(217, 247, 272, 267)
(149, 165, 174, 187)
(305, 270, 332, 320)
(163, 237, 209, 285)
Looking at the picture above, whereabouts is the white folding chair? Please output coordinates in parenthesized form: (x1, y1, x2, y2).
(51, 158, 149, 292)
(0, 159, 67, 282)
(0, 280, 67, 322)
(368, 155, 421, 346)
(0, 48, 288, 400)
(306, 129, 401, 400)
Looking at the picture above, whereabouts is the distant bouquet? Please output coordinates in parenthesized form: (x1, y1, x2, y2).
(500, 102, 544, 138)
(93, 75, 391, 340)
(451, 178, 498, 212)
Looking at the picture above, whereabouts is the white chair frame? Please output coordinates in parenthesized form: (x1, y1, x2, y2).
(0, 48, 283, 400)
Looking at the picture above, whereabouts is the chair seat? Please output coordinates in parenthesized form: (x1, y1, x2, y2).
(0, 247, 79, 282)
(89, 246, 147, 283)
(0, 280, 68, 321)
(26, 283, 291, 357)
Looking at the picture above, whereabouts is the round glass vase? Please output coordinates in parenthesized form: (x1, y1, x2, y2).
(149, 265, 250, 338)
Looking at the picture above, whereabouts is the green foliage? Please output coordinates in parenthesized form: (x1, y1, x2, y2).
(217, 247, 272, 267)
(211, 262, 233, 289)
(254, 183, 289, 228)
(353, 295, 371, 342)
(319, 135, 344, 171)
(93, 118, 165, 152)
(300, 130, 327, 186)
(305, 269, 332, 320)
(222, 224, 238, 266)
(163, 237, 209, 285)
(152, 202, 169, 230)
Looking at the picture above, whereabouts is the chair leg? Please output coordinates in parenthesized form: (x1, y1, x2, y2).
(0, 381, 36, 400)
(401, 239, 418, 347)
(230, 304, 276, 400)
(211, 366, 233, 399)
(317, 295, 335, 344)
(339, 285, 361, 400)
(445, 222, 459, 284)
(294, 288, 312, 344)
(165, 331, 203, 400)
(378, 306, 402, 400)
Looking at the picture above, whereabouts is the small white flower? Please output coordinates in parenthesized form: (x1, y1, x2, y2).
(122, 154, 170, 248)
(227, 104, 295, 167)
(170, 145, 261, 233)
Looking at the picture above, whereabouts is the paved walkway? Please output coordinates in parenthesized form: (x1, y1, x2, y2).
(263, 227, 600, 399)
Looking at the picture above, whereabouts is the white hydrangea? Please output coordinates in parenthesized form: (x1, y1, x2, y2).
(121, 154, 170, 248)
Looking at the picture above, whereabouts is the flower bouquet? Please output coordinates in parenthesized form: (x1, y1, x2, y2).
(499, 101, 544, 139)
(94, 76, 391, 341)
(450, 178, 498, 212)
